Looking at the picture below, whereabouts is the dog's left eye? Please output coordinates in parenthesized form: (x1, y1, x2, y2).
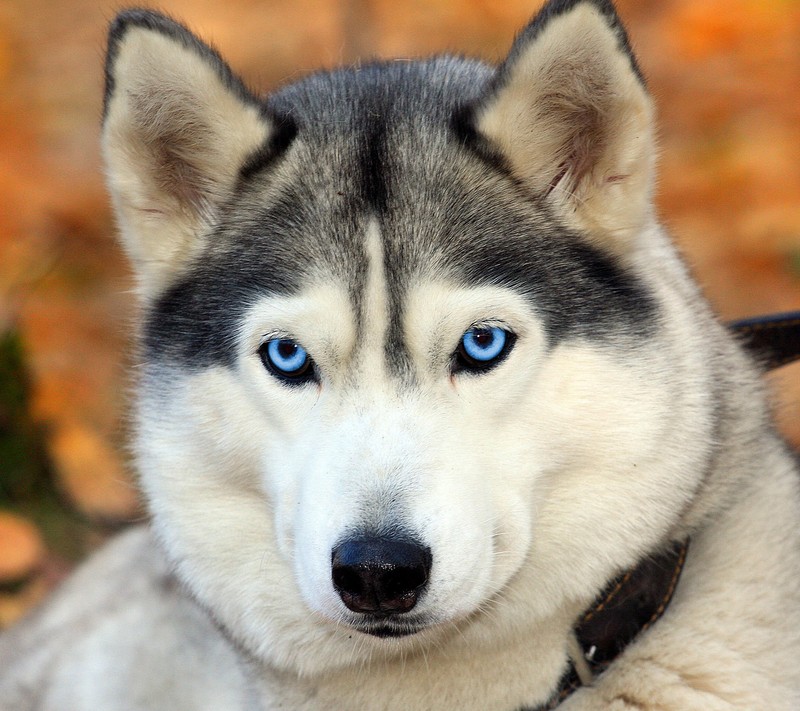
(259, 338, 315, 383)
(454, 326, 515, 373)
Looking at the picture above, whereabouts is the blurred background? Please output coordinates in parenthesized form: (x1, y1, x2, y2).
(0, 0, 799, 626)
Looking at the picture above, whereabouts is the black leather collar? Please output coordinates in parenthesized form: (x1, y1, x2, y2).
(730, 311, 800, 370)
(529, 311, 800, 710)
(541, 541, 689, 709)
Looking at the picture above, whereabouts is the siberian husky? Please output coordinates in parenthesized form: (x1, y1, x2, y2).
(2, 0, 799, 708)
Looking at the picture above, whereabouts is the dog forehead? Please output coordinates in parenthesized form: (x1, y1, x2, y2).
(143, 57, 656, 371)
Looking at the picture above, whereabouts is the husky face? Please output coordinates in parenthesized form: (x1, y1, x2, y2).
(104, 1, 717, 675)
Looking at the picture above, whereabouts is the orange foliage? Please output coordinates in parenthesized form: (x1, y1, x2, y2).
(0, 513, 43, 583)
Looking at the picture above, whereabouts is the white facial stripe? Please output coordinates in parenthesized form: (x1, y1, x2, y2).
(357, 219, 390, 378)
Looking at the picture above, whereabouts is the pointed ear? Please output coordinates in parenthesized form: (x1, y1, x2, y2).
(473, 0, 655, 246)
(102, 11, 282, 296)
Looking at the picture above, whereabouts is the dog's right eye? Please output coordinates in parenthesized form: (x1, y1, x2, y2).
(259, 338, 315, 384)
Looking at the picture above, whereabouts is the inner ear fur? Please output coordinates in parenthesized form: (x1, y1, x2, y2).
(102, 10, 272, 296)
(475, 0, 656, 246)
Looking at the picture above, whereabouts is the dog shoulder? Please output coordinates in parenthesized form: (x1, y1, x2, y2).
(0, 527, 250, 710)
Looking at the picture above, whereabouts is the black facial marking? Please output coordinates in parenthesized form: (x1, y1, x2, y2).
(239, 114, 299, 183)
(454, 232, 655, 343)
(449, 102, 518, 186)
(144, 188, 314, 368)
(360, 116, 389, 213)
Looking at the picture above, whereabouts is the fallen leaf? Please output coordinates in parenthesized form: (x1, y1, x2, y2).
(48, 421, 140, 523)
(0, 512, 44, 583)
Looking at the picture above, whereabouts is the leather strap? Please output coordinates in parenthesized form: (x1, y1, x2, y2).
(540, 542, 689, 709)
(527, 310, 800, 710)
(730, 311, 800, 370)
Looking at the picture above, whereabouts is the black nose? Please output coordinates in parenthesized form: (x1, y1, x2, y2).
(332, 536, 432, 615)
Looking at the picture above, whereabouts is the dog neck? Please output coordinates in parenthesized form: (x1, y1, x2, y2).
(543, 311, 800, 708)
(544, 540, 689, 708)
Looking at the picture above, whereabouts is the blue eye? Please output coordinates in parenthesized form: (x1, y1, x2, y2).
(455, 326, 514, 372)
(259, 338, 314, 382)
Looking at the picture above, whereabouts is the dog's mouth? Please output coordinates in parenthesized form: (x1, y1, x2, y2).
(348, 615, 429, 638)
(359, 624, 420, 638)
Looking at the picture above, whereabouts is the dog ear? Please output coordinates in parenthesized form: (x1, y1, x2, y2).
(473, 0, 655, 246)
(102, 11, 273, 296)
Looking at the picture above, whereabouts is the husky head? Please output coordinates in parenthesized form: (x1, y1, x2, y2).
(104, 0, 718, 675)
